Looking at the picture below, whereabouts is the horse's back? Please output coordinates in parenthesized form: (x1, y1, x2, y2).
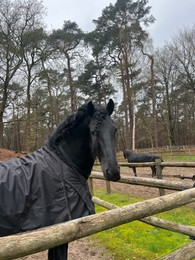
(0, 147, 69, 236)
(127, 152, 161, 162)
(0, 146, 94, 237)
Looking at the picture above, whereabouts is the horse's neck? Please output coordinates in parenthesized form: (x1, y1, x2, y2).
(57, 121, 94, 179)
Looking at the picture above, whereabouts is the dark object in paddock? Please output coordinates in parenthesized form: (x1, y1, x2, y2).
(123, 149, 163, 178)
(0, 99, 120, 260)
(180, 174, 195, 181)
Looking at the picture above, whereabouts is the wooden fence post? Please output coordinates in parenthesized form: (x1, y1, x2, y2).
(155, 158, 165, 196)
(105, 180, 111, 194)
(88, 177, 94, 196)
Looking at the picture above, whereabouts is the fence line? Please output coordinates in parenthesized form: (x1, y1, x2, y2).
(1, 188, 195, 259)
(92, 196, 195, 238)
(95, 162, 195, 168)
(118, 162, 195, 168)
(91, 159, 195, 196)
(90, 171, 194, 193)
(91, 164, 195, 259)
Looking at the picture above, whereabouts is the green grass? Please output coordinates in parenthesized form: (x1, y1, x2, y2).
(91, 189, 195, 260)
(163, 155, 195, 161)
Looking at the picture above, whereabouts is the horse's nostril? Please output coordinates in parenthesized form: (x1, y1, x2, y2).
(105, 168, 120, 181)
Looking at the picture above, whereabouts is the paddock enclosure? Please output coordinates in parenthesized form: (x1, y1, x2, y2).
(0, 160, 195, 259)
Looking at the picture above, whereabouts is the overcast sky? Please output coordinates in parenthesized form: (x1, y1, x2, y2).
(42, 0, 195, 47)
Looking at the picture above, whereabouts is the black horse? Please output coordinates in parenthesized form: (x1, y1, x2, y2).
(123, 149, 163, 178)
(0, 99, 120, 260)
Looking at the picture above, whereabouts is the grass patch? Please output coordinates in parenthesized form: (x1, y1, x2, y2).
(163, 155, 195, 161)
(92, 189, 195, 259)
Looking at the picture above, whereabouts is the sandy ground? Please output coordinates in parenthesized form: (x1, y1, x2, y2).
(17, 238, 114, 260)
(1, 149, 195, 259)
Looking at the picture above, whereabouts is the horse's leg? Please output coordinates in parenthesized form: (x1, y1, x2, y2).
(48, 244, 68, 260)
(151, 166, 156, 178)
(133, 167, 137, 177)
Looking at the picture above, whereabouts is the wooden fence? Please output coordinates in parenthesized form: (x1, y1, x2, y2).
(0, 162, 195, 259)
(0, 187, 195, 259)
(88, 161, 195, 259)
(93, 161, 195, 196)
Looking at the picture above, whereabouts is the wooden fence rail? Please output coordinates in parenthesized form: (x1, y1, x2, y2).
(1, 188, 195, 259)
(90, 171, 194, 194)
(92, 196, 195, 239)
(93, 195, 195, 259)
(161, 241, 195, 260)
(90, 164, 195, 259)
(93, 161, 195, 196)
(118, 162, 195, 168)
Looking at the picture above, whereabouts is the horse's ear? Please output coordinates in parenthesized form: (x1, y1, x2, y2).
(106, 99, 114, 115)
(87, 101, 95, 117)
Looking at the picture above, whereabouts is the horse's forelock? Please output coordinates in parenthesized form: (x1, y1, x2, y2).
(90, 108, 108, 159)
(90, 108, 107, 135)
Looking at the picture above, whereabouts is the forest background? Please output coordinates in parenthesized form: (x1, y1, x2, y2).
(0, 0, 195, 153)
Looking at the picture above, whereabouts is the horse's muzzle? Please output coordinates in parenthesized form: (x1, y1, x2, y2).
(105, 166, 120, 181)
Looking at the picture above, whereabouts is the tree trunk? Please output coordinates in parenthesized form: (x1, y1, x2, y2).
(150, 55, 159, 147)
(165, 82, 176, 145)
(41, 60, 55, 130)
(0, 81, 9, 147)
(0, 114, 4, 148)
(123, 45, 134, 149)
(24, 73, 32, 152)
(66, 53, 76, 112)
(140, 45, 159, 147)
(120, 59, 130, 149)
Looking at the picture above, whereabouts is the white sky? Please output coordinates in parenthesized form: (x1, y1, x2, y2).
(42, 0, 195, 47)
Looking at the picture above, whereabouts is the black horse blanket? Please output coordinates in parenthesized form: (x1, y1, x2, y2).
(0, 146, 94, 257)
(126, 153, 161, 162)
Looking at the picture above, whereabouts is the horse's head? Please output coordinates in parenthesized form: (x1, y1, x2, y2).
(123, 149, 128, 159)
(88, 99, 120, 182)
(123, 149, 133, 159)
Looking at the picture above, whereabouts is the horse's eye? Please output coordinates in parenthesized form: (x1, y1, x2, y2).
(91, 130, 95, 135)
(115, 127, 118, 133)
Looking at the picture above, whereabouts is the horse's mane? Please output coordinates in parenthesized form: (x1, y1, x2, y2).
(47, 103, 108, 148)
(47, 103, 88, 147)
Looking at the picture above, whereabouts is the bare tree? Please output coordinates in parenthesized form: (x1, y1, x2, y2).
(172, 26, 195, 93)
(0, 0, 45, 149)
(140, 40, 159, 147)
(154, 46, 179, 146)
